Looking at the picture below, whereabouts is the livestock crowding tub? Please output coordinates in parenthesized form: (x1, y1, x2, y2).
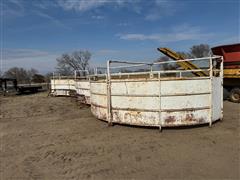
(50, 75, 90, 104)
(50, 56, 223, 129)
(90, 56, 223, 129)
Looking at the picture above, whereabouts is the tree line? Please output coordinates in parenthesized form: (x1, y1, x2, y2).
(1, 44, 210, 83)
(1, 50, 91, 84)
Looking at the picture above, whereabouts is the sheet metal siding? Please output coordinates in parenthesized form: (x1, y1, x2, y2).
(51, 79, 90, 104)
(90, 78, 216, 127)
(212, 77, 223, 121)
(51, 79, 76, 96)
(75, 80, 91, 104)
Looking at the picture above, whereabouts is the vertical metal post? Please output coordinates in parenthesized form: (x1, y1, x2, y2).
(74, 70, 77, 80)
(52, 72, 55, 95)
(209, 57, 213, 127)
(220, 57, 224, 121)
(107, 60, 113, 126)
(158, 72, 162, 132)
(150, 65, 153, 78)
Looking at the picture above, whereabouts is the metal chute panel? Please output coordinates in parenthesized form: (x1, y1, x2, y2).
(50, 79, 76, 96)
(90, 56, 223, 128)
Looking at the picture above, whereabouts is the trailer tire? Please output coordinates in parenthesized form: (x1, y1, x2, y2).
(223, 88, 229, 100)
(229, 88, 240, 103)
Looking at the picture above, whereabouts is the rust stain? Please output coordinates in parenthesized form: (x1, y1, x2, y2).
(165, 116, 176, 124)
(124, 111, 142, 124)
(198, 118, 205, 123)
(91, 106, 107, 120)
(185, 113, 195, 122)
(113, 111, 121, 122)
(182, 114, 205, 123)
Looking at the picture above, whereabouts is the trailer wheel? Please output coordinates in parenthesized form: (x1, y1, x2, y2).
(229, 88, 240, 103)
(223, 88, 230, 100)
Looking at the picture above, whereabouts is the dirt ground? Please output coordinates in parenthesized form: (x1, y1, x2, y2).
(0, 92, 239, 180)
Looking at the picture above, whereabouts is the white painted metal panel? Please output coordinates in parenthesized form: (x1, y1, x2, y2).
(212, 77, 223, 121)
(160, 95, 210, 110)
(90, 82, 106, 94)
(111, 81, 158, 95)
(51, 78, 91, 104)
(161, 79, 210, 95)
(91, 93, 107, 107)
(111, 96, 159, 110)
(90, 77, 222, 127)
(75, 81, 90, 95)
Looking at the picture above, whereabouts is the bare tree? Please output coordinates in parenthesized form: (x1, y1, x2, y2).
(56, 53, 73, 75)
(4, 67, 38, 83)
(56, 50, 91, 76)
(44, 72, 53, 83)
(32, 74, 45, 83)
(190, 44, 211, 58)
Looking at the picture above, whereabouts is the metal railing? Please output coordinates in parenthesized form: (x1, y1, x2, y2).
(102, 56, 223, 129)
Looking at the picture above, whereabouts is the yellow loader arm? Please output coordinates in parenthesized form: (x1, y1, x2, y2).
(157, 47, 208, 77)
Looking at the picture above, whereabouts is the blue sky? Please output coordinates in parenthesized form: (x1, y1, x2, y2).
(1, 0, 239, 74)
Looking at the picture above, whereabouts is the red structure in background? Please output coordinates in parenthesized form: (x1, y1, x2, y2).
(212, 43, 240, 68)
(211, 43, 240, 103)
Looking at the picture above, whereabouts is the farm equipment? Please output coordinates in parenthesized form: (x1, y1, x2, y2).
(0, 78, 42, 95)
(212, 43, 240, 103)
(157, 47, 208, 77)
(158, 44, 240, 103)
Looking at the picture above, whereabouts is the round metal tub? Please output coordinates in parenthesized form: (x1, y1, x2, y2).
(50, 78, 90, 104)
(90, 57, 223, 128)
(75, 80, 90, 104)
(51, 79, 76, 96)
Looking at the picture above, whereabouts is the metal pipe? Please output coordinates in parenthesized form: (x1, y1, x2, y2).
(220, 56, 224, 121)
(158, 72, 162, 132)
(110, 60, 153, 65)
(209, 57, 213, 127)
(107, 60, 113, 126)
(110, 63, 150, 70)
(109, 56, 222, 70)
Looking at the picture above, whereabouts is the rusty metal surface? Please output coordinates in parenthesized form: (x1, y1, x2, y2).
(50, 79, 76, 96)
(75, 80, 90, 104)
(90, 57, 223, 127)
(50, 79, 90, 104)
(90, 78, 216, 126)
(50, 57, 223, 128)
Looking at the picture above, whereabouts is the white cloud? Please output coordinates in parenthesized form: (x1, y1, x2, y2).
(33, 10, 70, 29)
(56, 0, 140, 12)
(1, 0, 25, 17)
(145, 0, 176, 21)
(118, 25, 214, 43)
(57, 0, 109, 12)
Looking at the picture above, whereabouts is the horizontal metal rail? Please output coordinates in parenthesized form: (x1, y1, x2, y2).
(91, 103, 210, 113)
(90, 76, 211, 83)
(108, 56, 222, 70)
(91, 92, 210, 97)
